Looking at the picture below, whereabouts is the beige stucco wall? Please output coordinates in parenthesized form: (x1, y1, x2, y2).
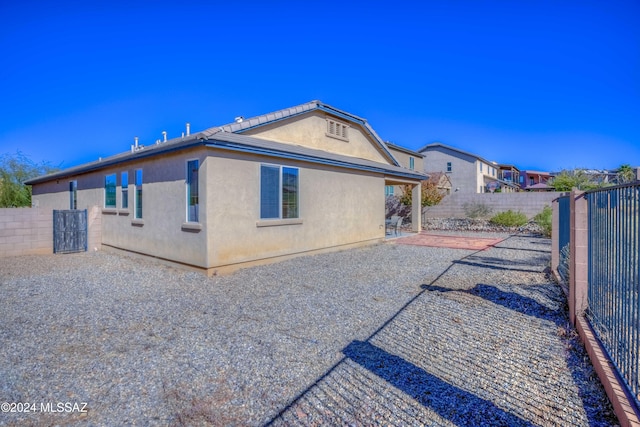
(205, 151, 385, 271)
(32, 148, 209, 267)
(388, 147, 423, 172)
(243, 111, 391, 164)
(32, 146, 389, 273)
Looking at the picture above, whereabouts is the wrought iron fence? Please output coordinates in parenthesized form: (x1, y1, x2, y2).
(557, 195, 571, 282)
(586, 183, 640, 407)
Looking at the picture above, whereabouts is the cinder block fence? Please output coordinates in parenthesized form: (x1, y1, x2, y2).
(0, 207, 101, 258)
(552, 186, 640, 427)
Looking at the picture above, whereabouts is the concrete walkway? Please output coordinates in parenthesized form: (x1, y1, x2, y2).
(267, 233, 616, 426)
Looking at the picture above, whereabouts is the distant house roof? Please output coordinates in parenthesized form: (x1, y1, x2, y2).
(526, 182, 552, 191)
(425, 171, 452, 187)
(418, 142, 496, 166)
(521, 170, 551, 176)
(498, 163, 520, 172)
(385, 142, 424, 158)
(26, 102, 426, 185)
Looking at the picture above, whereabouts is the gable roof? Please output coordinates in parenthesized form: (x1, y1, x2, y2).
(418, 142, 496, 166)
(200, 100, 400, 167)
(425, 171, 452, 187)
(385, 142, 424, 158)
(25, 105, 426, 185)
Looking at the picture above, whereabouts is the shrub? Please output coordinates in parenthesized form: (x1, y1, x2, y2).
(534, 206, 552, 237)
(463, 202, 493, 219)
(489, 210, 528, 227)
(399, 181, 446, 207)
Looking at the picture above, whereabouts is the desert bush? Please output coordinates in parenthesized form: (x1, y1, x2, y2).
(534, 206, 552, 237)
(463, 202, 493, 219)
(399, 181, 446, 207)
(489, 210, 528, 227)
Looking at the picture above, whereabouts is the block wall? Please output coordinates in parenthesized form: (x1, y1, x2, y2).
(0, 206, 102, 257)
(0, 208, 53, 257)
(423, 192, 564, 219)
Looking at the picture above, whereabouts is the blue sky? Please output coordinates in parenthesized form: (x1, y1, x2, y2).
(1, 0, 638, 172)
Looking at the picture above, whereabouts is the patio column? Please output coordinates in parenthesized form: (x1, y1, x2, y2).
(412, 182, 421, 232)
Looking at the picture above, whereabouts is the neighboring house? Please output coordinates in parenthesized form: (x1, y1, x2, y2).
(26, 101, 426, 275)
(418, 143, 507, 194)
(424, 172, 452, 195)
(520, 170, 552, 191)
(497, 164, 522, 193)
(384, 142, 424, 197)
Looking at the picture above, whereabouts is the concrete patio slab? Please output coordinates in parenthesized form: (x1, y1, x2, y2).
(392, 232, 506, 251)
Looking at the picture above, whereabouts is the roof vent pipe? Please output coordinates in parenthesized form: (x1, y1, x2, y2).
(235, 116, 244, 123)
(162, 131, 167, 142)
(134, 136, 139, 149)
(186, 122, 190, 136)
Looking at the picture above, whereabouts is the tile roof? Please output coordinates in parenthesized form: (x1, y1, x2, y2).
(25, 101, 427, 185)
(26, 109, 426, 185)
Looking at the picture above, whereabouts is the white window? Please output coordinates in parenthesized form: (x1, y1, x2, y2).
(186, 160, 199, 222)
(409, 157, 415, 170)
(326, 118, 349, 141)
(260, 164, 299, 219)
(385, 185, 394, 196)
(447, 162, 452, 172)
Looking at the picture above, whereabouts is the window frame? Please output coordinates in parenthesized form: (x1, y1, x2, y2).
(121, 172, 129, 210)
(186, 159, 199, 223)
(446, 162, 452, 173)
(104, 174, 117, 208)
(260, 163, 299, 220)
(134, 169, 143, 219)
(409, 157, 415, 170)
(69, 180, 77, 210)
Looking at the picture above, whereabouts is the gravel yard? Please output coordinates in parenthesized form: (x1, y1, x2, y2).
(0, 233, 616, 426)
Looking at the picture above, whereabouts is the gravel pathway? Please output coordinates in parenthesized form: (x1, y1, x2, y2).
(0, 233, 616, 426)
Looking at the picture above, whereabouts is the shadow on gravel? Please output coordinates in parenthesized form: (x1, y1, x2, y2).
(494, 245, 550, 254)
(342, 340, 535, 427)
(423, 283, 563, 325)
(452, 258, 544, 274)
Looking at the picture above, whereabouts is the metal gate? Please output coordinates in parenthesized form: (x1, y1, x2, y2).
(587, 183, 640, 408)
(53, 210, 88, 254)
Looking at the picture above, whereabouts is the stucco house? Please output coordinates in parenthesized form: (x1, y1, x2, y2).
(519, 170, 552, 191)
(424, 172, 452, 195)
(26, 101, 426, 275)
(384, 142, 424, 197)
(418, 143, 518, 193)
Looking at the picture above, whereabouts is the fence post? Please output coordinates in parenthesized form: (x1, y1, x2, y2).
(412, 182, 422, 232)
(569, 189, 588, 326)
(551, 198, 559, 274)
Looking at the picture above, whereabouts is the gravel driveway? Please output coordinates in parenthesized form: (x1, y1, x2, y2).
(0, 233, 616, 426)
